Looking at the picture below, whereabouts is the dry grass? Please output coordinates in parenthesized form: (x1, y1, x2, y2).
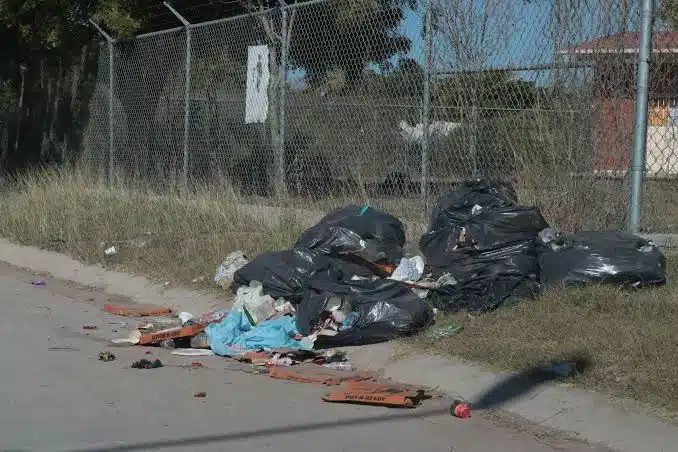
(0, 168, 305, 286)
(3, 168, 678, 416)
(411, 259, 678, 417)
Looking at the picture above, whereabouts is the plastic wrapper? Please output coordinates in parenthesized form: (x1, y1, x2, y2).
(232, 248, 373, 301)
(295, 279, 434, 346)
(538, 231, 666, 288)
(295, 205, 406, 265)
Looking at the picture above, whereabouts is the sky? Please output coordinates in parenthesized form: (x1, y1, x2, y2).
(394, 0, 636, 84)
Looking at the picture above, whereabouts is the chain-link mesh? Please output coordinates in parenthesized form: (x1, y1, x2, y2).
(645, 0, 678, 232)
(84, 0, 667, 232)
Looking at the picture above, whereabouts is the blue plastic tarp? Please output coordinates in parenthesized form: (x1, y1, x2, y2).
(206, 310, 311, 357)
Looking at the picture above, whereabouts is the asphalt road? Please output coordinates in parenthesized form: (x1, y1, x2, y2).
(0, 262, 605, 452)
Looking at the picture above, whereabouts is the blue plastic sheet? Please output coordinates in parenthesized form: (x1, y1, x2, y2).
(206, 310, 311, 357)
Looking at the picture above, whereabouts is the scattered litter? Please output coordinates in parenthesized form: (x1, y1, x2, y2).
(160, 339, 176, 350)
(190, 332, 210, 349)
(389, 256, 425, 282)
(138, 323, 206, 345)
(538, 361, 582, 378)
(323, 362, 353, 371)
(98, 351, 116, 362)
(191, 361, 203, 368)
(206, 310, 311, 357)
(232, 281, 276, 325)
(82, 324, 98, 330)
(170, 349, 215, 357)
(104, 246, 117, 256)
(194, 391, 207, 398)
(104, 302, 173, 317)
(145, 351, 153, 355)
(111, 330, 142, 345)
(425, 324, 464, 340)
(138, 316, 183, 330)
(450, 400, 471, 418)
(48, 346, 79, 351)
(131, 358, 163, 369)
(269, 363, 374, 386)
(31, 280, 47, 286)
(178, 312, 195, 324)
(323, 381, 429, 408)
(215, 251, 249, 290)
(267, 353, 293, 367)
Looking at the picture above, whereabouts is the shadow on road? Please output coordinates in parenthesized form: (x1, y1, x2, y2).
(70, 354, 591, 451)
(472, 354, 591, 410)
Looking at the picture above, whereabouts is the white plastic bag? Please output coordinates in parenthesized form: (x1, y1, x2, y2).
(389, 256, 425, 282)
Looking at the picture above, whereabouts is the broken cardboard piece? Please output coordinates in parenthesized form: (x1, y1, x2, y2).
(322, 380, 428, 408)
(138, 323, 206, 345)
(104, 302, 174, 317)
(268, 363, 374, 386)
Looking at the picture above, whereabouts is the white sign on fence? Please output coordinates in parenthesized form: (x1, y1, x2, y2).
(245, 45, 270, 124)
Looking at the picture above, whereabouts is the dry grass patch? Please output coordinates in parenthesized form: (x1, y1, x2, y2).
(411, 258, 678, 416)
(0, 169, 305, 286)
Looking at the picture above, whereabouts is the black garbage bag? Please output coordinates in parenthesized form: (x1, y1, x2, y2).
(429, 275, 540, 313)
(420, 180, 548, 268)
(420, 179, 548, 312)
(232, 248, 373, 302)
(538, 231, 666, 288)
(295, 279, 434, 347)
(429, 178, 517, 224)
(295, 205, 406, 265)
(427, 241, 541, 312)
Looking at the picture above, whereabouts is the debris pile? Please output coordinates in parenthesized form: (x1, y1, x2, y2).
(104, 178, 666, 411)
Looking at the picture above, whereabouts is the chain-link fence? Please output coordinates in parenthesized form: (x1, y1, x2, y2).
(83, 0, 674, 233)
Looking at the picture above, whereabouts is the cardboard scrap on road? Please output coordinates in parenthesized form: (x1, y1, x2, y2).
(269, 363, 374, 386)
(323, 381, 429, 408)
(104, 302, 174, 317)
(138, 323, 206, 345)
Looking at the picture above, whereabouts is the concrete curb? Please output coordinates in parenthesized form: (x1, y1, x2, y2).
(0, 237, 676, 452)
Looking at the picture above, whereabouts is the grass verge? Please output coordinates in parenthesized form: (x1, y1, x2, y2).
(1, 168, 678, 417)
(0, 169, 305, 286)
(411, 262, 678, 418)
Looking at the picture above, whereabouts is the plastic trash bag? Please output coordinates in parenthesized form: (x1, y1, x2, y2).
(420, 179, 548, 312)
(232, 281, 276, 324)
(538, 231, 666, 288)
(295, 279, 434, 346)
(232, 248, 373, 301)
(295, 205, 406, 265)
(206, 310, 311, 357)
(214, 251, 249, 289)
(429, 274, 540, 313)
(389, 256, 425, 282)
(420, 179, 548, 268)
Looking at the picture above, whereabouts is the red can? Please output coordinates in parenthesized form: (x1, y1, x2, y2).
(451, 400, 471, 419)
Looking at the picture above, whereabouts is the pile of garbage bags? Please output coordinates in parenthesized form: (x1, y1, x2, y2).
(205, 179, 666, 354)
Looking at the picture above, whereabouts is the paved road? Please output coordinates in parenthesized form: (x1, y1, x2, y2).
(0, 262, 605, 452)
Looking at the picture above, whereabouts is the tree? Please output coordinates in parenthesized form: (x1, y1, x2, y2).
(289, 0, 414, 86)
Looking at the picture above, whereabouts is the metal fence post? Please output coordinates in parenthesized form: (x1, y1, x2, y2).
(164, 2, 192, 192)
(279, 7, 289, 175)
(421, 0, 433, 219)
(628, 0, 654, 233)
(89, 20, 115, 183)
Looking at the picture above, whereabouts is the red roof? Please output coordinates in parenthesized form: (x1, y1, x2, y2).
(560, 32, 678, 54)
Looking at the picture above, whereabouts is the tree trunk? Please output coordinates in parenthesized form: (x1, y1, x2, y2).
(13, 67, 26, 156)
